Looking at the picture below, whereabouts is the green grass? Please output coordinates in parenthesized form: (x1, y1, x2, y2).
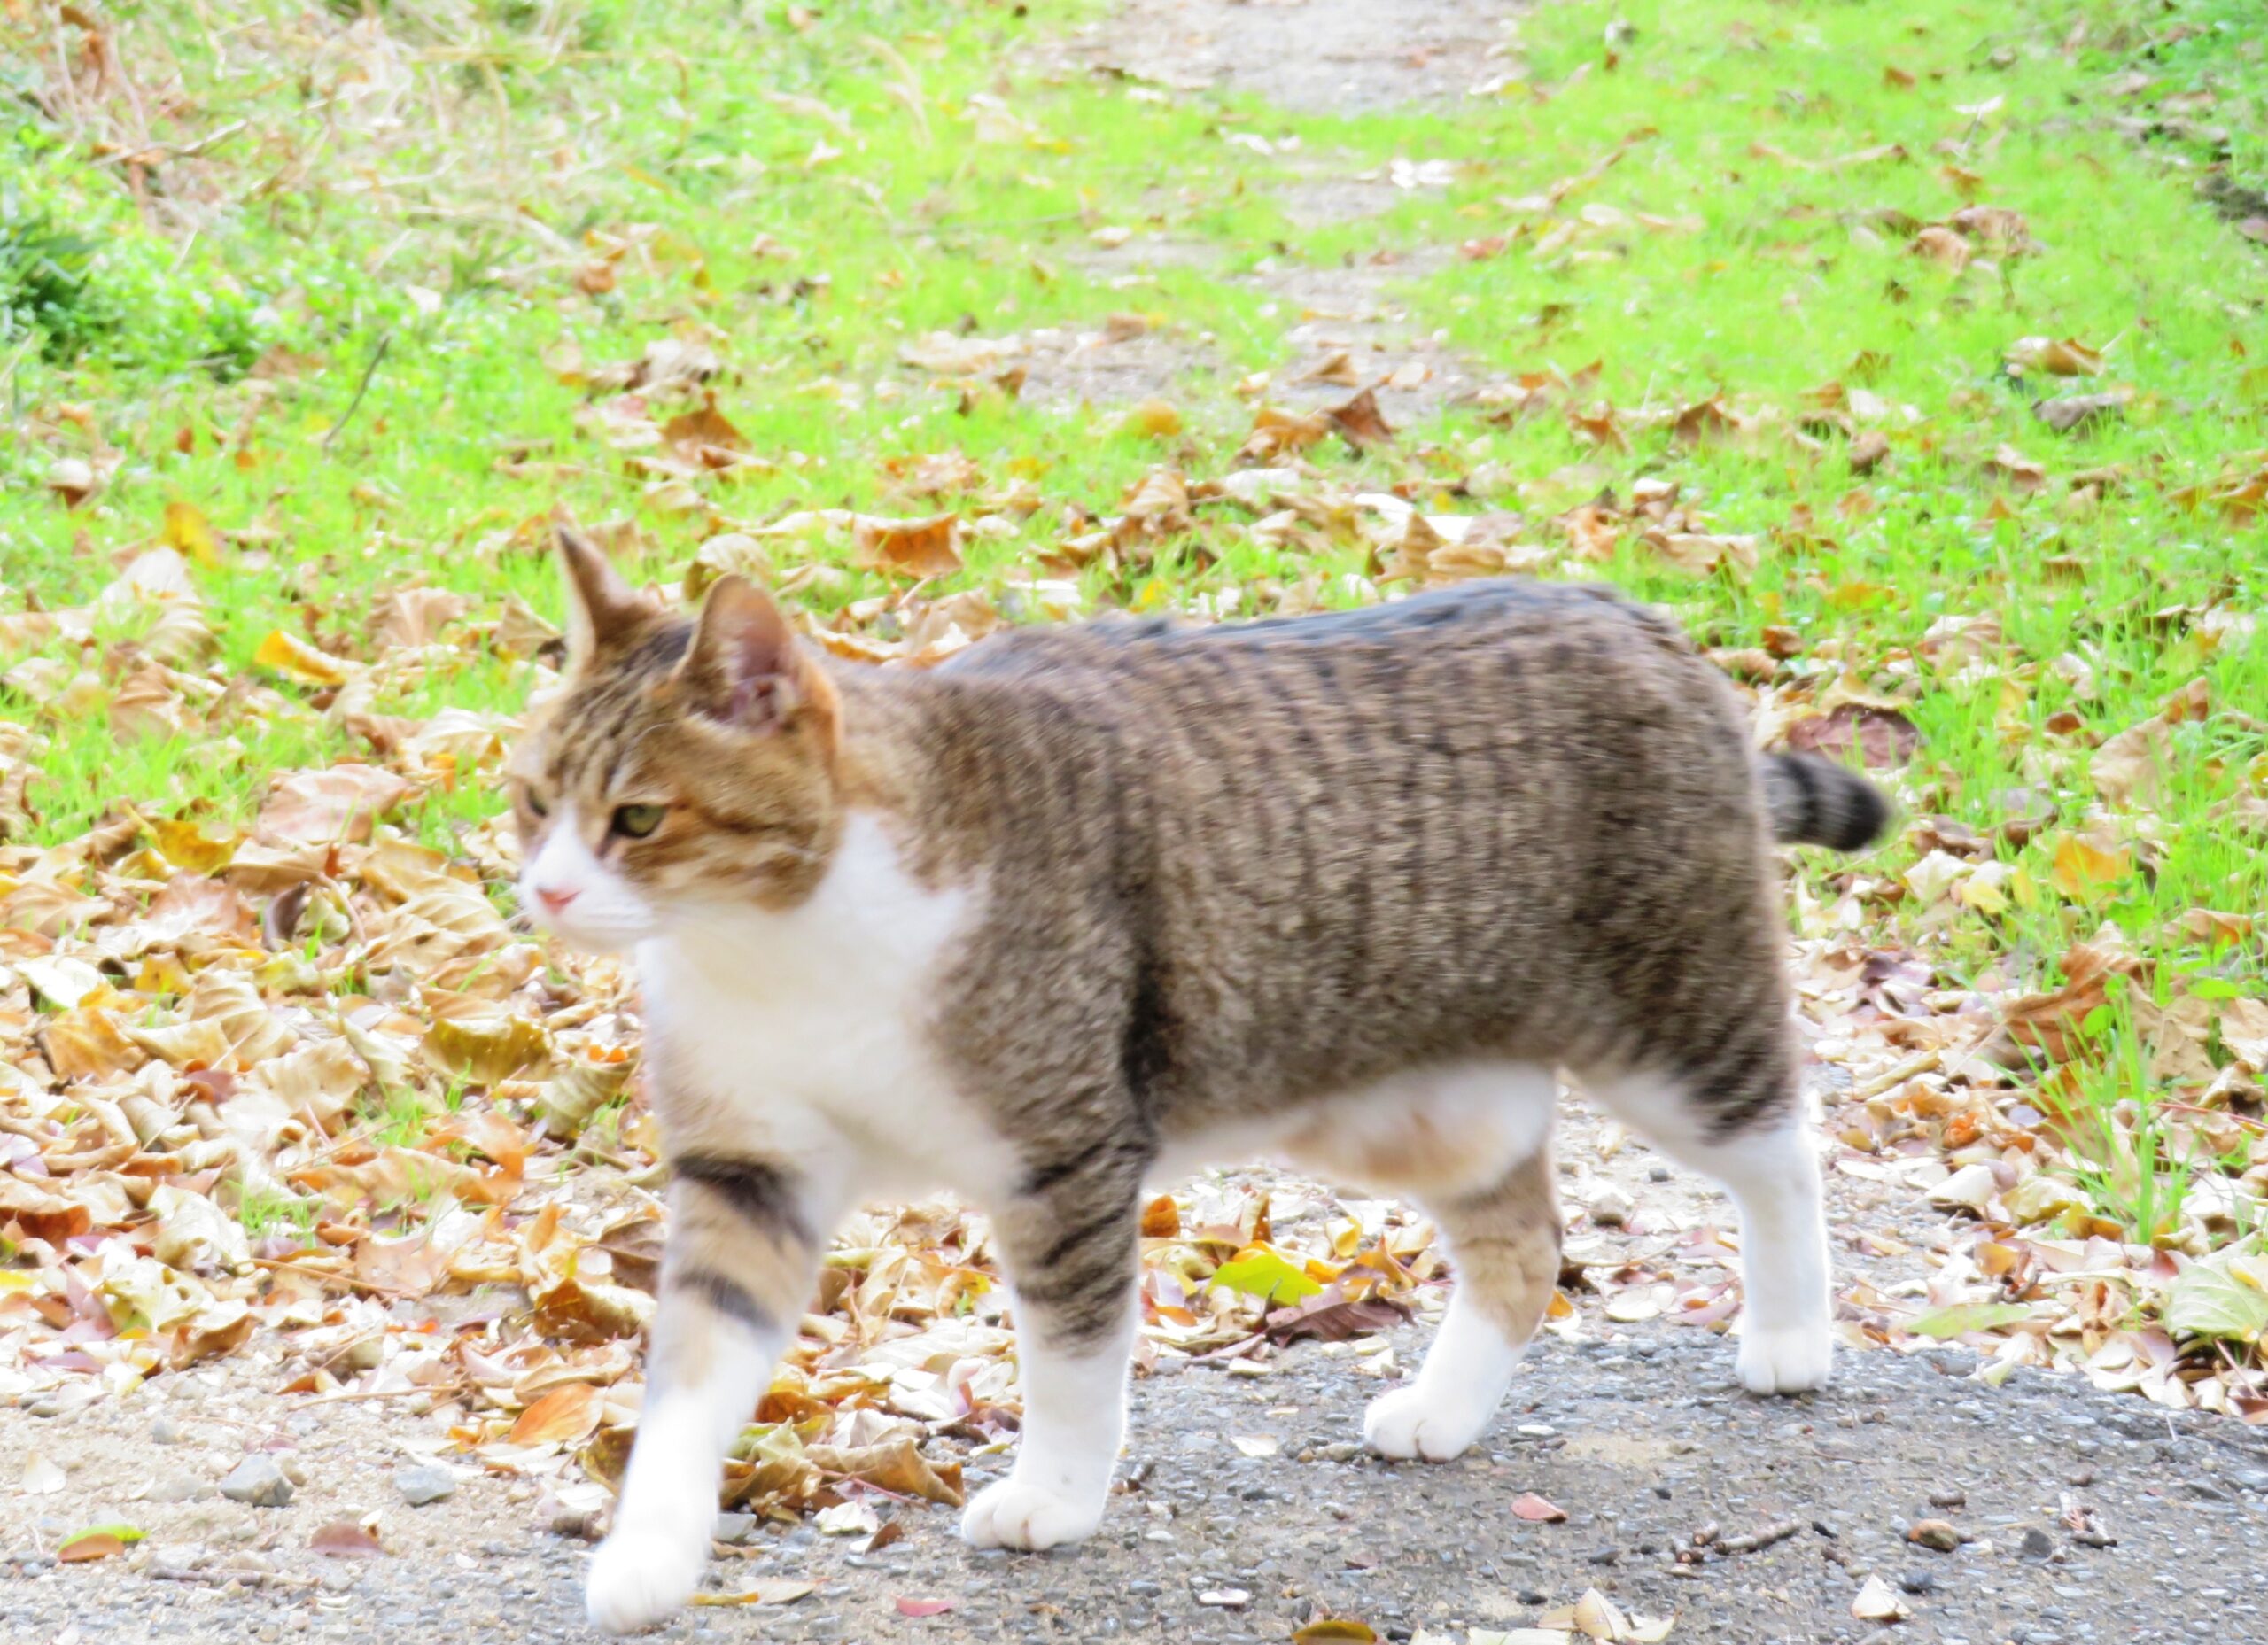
(234, 1180, 318, 1244)
(4, 0, 2266, 1275)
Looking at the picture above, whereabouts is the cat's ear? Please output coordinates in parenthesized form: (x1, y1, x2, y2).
(555, 524, 649, 665)
(677, 574, 836, 742)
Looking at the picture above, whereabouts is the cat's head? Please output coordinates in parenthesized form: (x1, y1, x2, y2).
(508, 528, 843, 952)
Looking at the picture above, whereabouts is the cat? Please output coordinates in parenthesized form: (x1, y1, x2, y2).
(509, 528, 1887, 1634)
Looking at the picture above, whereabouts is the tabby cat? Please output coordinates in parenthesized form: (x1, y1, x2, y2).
(510, 530, 1886, 1634)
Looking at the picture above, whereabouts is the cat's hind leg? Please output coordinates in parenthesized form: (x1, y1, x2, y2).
(1364, 1145, 1562, 1462)
(1582, 1055, 1832, 1394)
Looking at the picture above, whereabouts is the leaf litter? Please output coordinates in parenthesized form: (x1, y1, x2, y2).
(8, 0, 2268, 1589)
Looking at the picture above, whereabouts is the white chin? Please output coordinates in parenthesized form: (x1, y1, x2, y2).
(547, 922, 646, 955)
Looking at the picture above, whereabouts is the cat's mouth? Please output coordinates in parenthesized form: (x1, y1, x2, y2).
(516, 884, 660, 955)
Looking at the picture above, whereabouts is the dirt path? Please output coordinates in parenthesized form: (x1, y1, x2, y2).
(1046, 0, 1519, 113)
(11, 1325, 2268, 1643)
(1024, 0, 1523, 423)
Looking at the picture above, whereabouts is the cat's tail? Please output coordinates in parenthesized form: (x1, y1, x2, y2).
(1759, 752, 1891, 850)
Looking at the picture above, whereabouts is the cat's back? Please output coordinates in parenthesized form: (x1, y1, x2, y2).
(913, 578, 1776, 1113)
(932, 578, 1736, 770)
(940, 578, 1682, 689)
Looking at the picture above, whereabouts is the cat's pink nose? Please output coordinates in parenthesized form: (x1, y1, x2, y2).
(536, 885, 579, 915)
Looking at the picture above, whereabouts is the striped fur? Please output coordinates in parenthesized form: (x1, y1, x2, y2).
(1759, 750, 1891, 850)
(517, 535, 1870, 1633)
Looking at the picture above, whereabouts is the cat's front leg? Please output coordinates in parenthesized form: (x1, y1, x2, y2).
(966, 1159, 1145, 1552)
(586, 1152, 835, 1635)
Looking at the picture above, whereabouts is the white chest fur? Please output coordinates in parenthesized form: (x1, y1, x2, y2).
(633, 812, 1020, 1202)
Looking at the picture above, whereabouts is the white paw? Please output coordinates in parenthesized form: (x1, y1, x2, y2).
(959, 1474, 1105, 1551)
(1737, 1321, 1833, 1394)
(1363, 1383, 1491, 1462)
(586, 1529, 704, 1635)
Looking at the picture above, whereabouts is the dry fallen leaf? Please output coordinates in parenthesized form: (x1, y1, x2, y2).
(1852, 1574, 1912, 1622)
(851, 514, 964, 577)
(310, 1520, 387, 1556)
(511, 1382, 606, 1447)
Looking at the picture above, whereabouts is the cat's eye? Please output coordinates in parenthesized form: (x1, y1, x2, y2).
(523, 788, 549, 819)
(611, 803, 667, 840)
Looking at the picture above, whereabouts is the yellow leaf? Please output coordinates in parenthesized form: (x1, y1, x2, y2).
(151, 816, 243, 874)
(163, 500, 222, 569)
(1121, 399, 1184, 438)
(253, 629, 353, 687)
(2048, 834, 2130, 902)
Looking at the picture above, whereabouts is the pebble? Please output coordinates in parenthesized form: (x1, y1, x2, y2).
(1908, 1520, 1963, 1552)
(148, 1473, 214, 1504)
(548, 1508, 600, 1541)
(2020, 1527, 2055, 1561)
(152, 1415, 187, 1445)
(219, 1455, 294, 1508)
(1929, 1486, 1968, 1509)
(1589, 1188, 1634, 1228)
(396, 1467, 457, 1508)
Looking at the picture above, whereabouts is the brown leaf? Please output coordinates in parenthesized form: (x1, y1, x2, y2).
(1670, 395, 1742, 447)
(58, 1532, 125, 1564)
(1982, 444, 2047, 489)
(1324, 387, 1394, 450)
(1262, 1285, 1414, 1345)
(2007, 336, 2103, 378)
(1910, 225, 1971, 269)
(2034, 392, 2129, 434)
(897, 1597, 957, 1618)
(851, 514, 963, 578)
(258, 764, 412, 847)
(310, 1520, 387, 1557)
(511, 1382, 606, 1447)
(374, 588, 470, 650)
(662, 402, 751, 469)
(1512, 1492, 1568, 1522)
(1239, 406, 1332, 462)
(534, 1276, 656, 1344)
(0, 1177, 93, 1244)
(805, 1437, 965, 1507)
(1948, 204, 2031, 251)
(1784, 705, 1919, 768)
(1140, 1193, 1182, 1238)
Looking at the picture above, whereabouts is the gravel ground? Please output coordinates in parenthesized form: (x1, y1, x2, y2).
(9, 1323, 2268, 1644)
